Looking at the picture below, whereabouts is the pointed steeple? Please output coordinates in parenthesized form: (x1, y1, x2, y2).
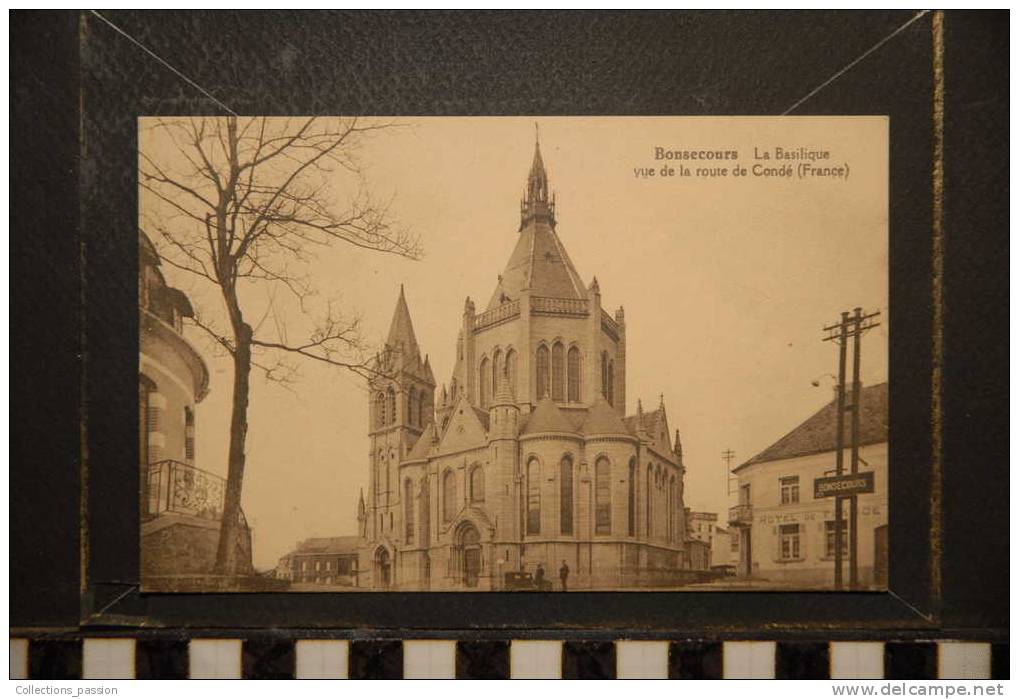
(527, 126, 548, 201)
(385, 284, 419, 360)
(489, 131, 585, 310)
(520, 125, 555, 229)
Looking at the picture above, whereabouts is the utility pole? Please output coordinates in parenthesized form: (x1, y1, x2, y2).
(722, 449, 736, 496)
(823, 307, 881, 590)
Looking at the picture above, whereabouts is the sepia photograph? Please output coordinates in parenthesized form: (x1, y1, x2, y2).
(137, 116, 888, 593)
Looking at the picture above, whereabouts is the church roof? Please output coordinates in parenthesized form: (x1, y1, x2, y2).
(521, 396, 577, 435)
(735, 382, 888, 471)
(294, 536, 360, 555)
(485, 141, 587, 310)
(386, 284, 419, 358)
(581, 395, 631, 435)
(472, 406, 490, 432)
(406, 422, 438, 461)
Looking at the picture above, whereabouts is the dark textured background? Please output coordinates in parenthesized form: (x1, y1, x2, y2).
(10, 10, 1007, 637)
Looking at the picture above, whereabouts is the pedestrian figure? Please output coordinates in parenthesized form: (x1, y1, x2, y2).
(534, 563, 545, 590)
(559, 560, 570, 592)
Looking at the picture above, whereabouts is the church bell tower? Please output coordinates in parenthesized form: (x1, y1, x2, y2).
(366, 285, 435, 541)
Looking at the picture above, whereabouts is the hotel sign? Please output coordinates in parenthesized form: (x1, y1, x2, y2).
(813, 471, 875, 499)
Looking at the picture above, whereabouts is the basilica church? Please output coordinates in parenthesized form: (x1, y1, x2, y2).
(355, 138, 694, 590)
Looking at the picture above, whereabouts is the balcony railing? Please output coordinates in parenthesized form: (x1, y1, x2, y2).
(531, 296, 589, 317)
(475, 300, 521, 330)
(728, 503, 753, 527)
(146, 459, 246, 526)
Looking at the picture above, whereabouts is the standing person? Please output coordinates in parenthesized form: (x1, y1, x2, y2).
(534, 563, 545, 591)
(559, 560, 570, 592)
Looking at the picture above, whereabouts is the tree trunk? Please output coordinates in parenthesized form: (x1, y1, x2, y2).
(214, 316, 252, 575)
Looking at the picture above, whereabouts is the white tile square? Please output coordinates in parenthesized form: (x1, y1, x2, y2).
(831, 642, 885, 679)
(189, 639, 242, 679)
(616, 641, 669, 679)
(939, 642, 992, 679)
(82, 639, 135, 679)
(403, 640, 456, 679)
(724, 641, 776, 679)
(10, 639, 29, 680)
(510, 640, 562, 679)
(295, 640, 348, 679)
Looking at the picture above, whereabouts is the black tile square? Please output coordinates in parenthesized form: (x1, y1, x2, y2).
(456, 640, 510, 679)
(243, 639, 296, 679)
(885, 642, 937, 680)
(669, 640, 723, 679)
(991, 643, 1009, 680)
(562, 641, 615, 680)
(776, 642, 830, 679)
(135, 639, 189, 680)
(28, 639, 82, 680)
(349, 640, 402, 680)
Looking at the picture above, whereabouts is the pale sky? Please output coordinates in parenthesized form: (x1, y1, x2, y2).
(143, 117, 888, 569)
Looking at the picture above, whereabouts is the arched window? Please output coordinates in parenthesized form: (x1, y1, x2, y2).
(375, 450, 385, 508)
(526, 457, 541, 535)
(404, 479, 415, 543)
(601, 351, 608, 399)
(607, 360, 615, 406)
(646, 464, 653, 537)
(551, 342, 565, 401)
(386, 452, 392, 504)
(567, 346, 580, 402)
(418, 391, 427, 427)
(668, 475, 676, 544)
(560, 454, 574, 535)
(442, 469, 456, 523)
(505, 349, 517, 398)
(408, 386, 417, 426)
(628, 458, 637, 536)
(387, 387, 396, 425)
(595, 456, 611, 534)
(419, 477, 430, 545)
(469, 464, 485, 503)
(479, 356, 490, 408)
(535, 345, 550, 400)
(492, 349, 503, 394)
(375, 392, 386, 428)
(184, 407, 195, 462)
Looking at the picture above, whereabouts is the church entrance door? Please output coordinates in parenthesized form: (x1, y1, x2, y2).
(375, 547, 391, 588)
(457, 523, 481, 588)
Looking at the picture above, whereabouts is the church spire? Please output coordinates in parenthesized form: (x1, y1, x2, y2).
(385, 284, 420, 362)
(520, 125, 555, 229)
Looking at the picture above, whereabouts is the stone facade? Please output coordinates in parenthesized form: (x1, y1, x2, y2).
(356, 140, 695, 590)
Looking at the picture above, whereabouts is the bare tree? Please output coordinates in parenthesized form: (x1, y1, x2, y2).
(140, 116, 420, 575)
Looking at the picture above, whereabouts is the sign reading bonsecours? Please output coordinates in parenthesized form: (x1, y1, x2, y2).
(813, 471, 876, 499)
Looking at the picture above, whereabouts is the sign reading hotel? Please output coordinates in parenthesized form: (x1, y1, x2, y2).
(813, 471, 876, 499)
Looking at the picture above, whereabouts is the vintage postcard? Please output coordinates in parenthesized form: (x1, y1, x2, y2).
(137, 116, 888, 592)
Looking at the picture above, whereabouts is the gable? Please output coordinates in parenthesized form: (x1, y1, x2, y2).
(437, 397, 489, 453)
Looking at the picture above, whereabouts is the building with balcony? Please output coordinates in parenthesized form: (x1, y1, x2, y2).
(728, 382, 888, 588)
(138, 231, 253, 586)
(355, 137, 695, 590)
